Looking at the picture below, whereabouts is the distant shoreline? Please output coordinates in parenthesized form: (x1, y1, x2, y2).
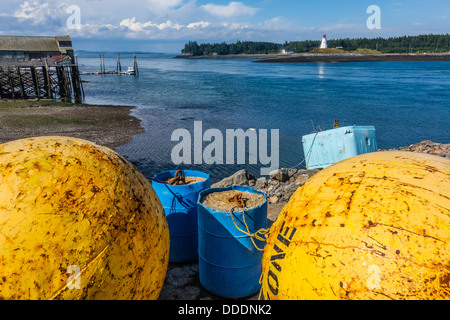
(175, 53, 450, 63)
(175, 53, 273, 59)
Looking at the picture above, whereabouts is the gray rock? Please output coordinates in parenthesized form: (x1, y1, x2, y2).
(165, 265, 197, 288)
(212, 169, 255, 188)
(269, 196, 279, 204)
(269, 168, 290, 182)
(269, 179, 280, 186)
(254, 177, 268, 190)
(286, 168, 298, 178)
(294, 174, 309, 186)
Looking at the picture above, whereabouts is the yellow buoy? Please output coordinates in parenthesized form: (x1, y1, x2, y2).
(0, 136, 169, 300)
(261, 151, 450, 300)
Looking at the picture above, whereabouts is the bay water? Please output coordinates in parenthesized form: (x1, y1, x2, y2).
(78, 53, 450, 182)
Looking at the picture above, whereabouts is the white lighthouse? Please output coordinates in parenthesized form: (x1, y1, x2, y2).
(320, 34, 328, 49)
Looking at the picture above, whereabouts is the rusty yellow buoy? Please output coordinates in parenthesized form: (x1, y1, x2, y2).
(0, 137, 169, 300)
(261, 151, 450, 300)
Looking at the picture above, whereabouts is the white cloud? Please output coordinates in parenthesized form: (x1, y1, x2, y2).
(201, 1, 259, 18)
(186, 21, 210, 29)
(13, 0, 66, 26)
(120, 17, 211, 33)
(1, 0, 286, 44)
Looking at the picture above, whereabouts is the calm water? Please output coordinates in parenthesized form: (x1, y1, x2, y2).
(78, 53, 450, 182)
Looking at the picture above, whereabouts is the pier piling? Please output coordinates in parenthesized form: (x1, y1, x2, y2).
(0, 64, 84, 102)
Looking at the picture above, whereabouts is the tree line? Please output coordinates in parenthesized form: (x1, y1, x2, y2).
(181, 34, 450, 55)
(181, 41, 281, 56)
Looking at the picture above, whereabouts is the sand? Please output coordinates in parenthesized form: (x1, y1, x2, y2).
(200, 189, 266, 213)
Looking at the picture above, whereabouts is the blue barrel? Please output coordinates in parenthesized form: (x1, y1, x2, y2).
(197, 185, 267, 298)
(152, 170, 211, 262)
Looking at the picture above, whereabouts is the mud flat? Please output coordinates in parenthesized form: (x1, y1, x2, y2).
(0, 99, 144, 149)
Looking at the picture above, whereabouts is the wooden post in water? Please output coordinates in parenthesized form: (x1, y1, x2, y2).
(72, 54, 83, 102)
(63, 67, 71, 99)
(56, 66, 66, 98)
(117, 52, 122, 74)
(133, 54, 139, 75)
(102, 55, 106, 74)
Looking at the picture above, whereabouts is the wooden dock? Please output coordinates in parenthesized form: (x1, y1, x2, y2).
(83, 53, 139, 76)
(0, 64, 84, 102)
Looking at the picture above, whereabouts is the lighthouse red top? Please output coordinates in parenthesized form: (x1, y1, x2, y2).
(323, 34, 327, 38)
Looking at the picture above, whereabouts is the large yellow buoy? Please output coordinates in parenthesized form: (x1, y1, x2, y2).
(261, 151, 450, 300)
(0, 137, 169, 300)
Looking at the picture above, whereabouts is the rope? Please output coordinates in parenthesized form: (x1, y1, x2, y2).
(285, 131, 320, 170)
(228, 193, 270, 252)
(148, 170, 196, 212)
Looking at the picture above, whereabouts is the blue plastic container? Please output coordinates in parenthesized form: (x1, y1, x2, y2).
(197, 185, 267, 298)
(302, 126, 378, 169)
(152, 170, 211, 262)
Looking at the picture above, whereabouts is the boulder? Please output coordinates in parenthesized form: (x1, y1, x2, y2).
(269, 169, 290, 182)
(212, 169, 255, 188)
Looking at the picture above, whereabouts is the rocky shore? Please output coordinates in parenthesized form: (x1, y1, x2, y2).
(396, 140, 449, 158)
(256, 53, 450, 63)
(159, 140, 449, 300)
(210, 167, 321, 222)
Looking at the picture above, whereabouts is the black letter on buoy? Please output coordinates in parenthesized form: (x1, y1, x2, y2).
(267, 269, 279, 295)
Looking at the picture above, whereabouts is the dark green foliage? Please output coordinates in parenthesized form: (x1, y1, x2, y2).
(181, 40, 282, 55)
(181, 34, 450, 55)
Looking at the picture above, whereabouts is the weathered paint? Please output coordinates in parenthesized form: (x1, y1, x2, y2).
(261, 151, 450, 300)
(0, 136, 169, 300)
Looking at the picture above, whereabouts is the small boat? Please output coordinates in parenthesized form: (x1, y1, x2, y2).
(123, 66, 136, 75)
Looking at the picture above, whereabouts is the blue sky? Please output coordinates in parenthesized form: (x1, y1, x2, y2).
(1, 0, 449, 52)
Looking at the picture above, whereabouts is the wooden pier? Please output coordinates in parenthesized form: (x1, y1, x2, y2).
(0, 64, 84, 102)
(0, 35, 84, 102)
(84, 53, 139, 76)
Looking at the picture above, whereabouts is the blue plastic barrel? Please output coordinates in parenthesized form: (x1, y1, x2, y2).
(152, 170, 211, 262)
(197, 185, 267, 298)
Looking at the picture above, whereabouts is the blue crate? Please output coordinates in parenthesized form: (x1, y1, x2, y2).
(302, 126, 378, 169)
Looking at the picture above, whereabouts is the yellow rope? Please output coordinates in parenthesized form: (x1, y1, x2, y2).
(227, 193, 270, 300)
(230, 206, 270, 252)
